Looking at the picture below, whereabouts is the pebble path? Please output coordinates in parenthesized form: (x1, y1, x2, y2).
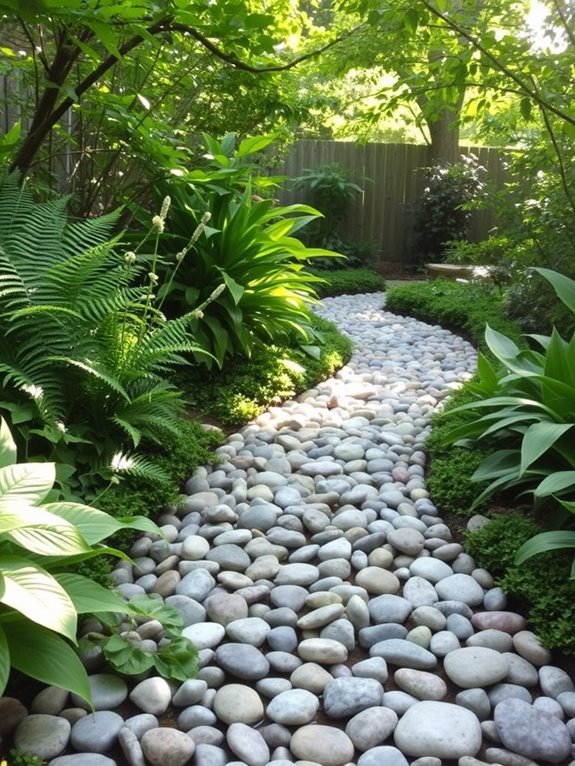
(4, 292, 575, 766)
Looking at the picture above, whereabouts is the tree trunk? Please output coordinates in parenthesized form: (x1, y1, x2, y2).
(427, 105, 463, 164)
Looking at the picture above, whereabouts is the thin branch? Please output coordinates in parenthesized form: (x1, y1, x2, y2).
(419, 0, 575, 128)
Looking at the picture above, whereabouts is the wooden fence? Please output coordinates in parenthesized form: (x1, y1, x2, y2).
(273, 139, 508, 267)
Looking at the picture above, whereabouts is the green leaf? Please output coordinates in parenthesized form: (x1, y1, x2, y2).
(515, 530, 575, 565)
(0, 556, 77, 641)
(236, 134, 275, 158)
(534, 471, 575, 497)
(55, 573, 134, 616)
(534, 268, 575, 315)
(45, 502, 159, 544)
(0, 418, 16, 469)
(154, 635, 198, 681)
(102, 633, 156, 676)
(221, 271, 245, 305)
(0, 462, 55, 507)
(520, 422, 573, 476)
(3, 619, 91, 704)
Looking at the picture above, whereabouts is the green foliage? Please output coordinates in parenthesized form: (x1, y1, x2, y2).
(150, 133, 338, 368)
(311, 267, 385, 297)
(427, 449, 489, 517)
(385, 279, 523, 352)
(0, 173, 206, 497)
(409, 157, 485, 266)
(6, 750, 47, 766)
(444, 269, 575, 569)
(88, 595, 198, 682)
(466, 513, 575, 651)
(0, 417, 158, 703)
(188, 315, 352, 425)
(293, 163, 364, 258)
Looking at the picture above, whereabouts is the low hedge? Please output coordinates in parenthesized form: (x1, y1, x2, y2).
(310, 267, 385, 297)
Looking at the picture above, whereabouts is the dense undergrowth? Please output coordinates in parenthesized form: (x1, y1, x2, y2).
(386, 277, 575, 652)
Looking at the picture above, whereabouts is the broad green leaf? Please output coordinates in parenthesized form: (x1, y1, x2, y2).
(0, 556, 77, 640)
(535, 471, 575, 497)
(0, 625, 9, 696)
(535, 268, 575, 315)
(154, 635, 198, 681)
(472, 449, 522, 481)
(236, 135, 275, 158)
(0, 463, 55, 506)
(515, 530, 575, 566)
(0, 418, 16, 469)
(485, 324, 521, 363)
(56, 573, 133, 616)
(221, 271, 245, 305)
(3, 619, 91, 704)
(520, 422, 573, 476)
(5, 521, 90, 557)
(45, 502, 159, 544)
(102, 633, 156, 676)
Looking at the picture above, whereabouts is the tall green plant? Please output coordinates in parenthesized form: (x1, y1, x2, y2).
(151, 133, 339, 367)
(0, 418, 159, 702)
(445, 268, 575, 572)
(0, 173, 207, 496)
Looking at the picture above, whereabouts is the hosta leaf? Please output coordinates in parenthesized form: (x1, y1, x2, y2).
(515, 530, 575, 566)
(534, 268, 575, 315)
(0, 462, 55, 506)
(44, 502, 159, 544)
(534, 471, 575, 497)
(55, 573, 134, 616)
(3, 619, 91, 704)
(0, 555, 77, 641)
(520, 422, 573, 476)
(5, 522, 90, 557)
(0, 418, 16, 469)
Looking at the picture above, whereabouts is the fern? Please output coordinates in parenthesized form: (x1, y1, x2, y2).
(0, 172, 202, 497)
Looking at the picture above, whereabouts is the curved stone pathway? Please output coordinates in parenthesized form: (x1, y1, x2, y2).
(5, 293, 575, 766)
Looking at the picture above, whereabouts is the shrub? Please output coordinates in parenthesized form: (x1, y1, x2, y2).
(426, 449, 489, 516)
(310, 267, 385, 297)
(408, 156, 485, 267)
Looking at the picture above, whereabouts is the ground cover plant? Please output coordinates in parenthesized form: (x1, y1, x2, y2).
(310, 267, 385, 297)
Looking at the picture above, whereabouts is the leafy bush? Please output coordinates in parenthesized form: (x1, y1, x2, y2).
(149, 133, 338, 368)
(0, 173, 207, 498)
(0, 418, 159, 702)
(385, 279, 523, 352)
(445, 269, 575, 569)
(187, 315, 352, 425)
(466, 513, 575, 651)
(311, 267, 385, 297)
(408, 156, 485, 267)
(427, 449, 489, 516)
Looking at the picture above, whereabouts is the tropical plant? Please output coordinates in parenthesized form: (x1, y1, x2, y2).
(151, 133, 338, 367)
(0, 417, 160, 703)
(0, 173, 209, 496)
(444, 268, 575, 572)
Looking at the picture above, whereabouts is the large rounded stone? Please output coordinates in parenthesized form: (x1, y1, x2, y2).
(393, 701, 482, 758)
(494, 698, 572, 764)
(355, 566, 400, 594)
(323, 677, 384, 718)
(298, 638, 348, 664)
(141, 727, 195, 766)
(266, 688, 320, 725)
(290, 724, 355, 766)
(14, 715, 71, 760)
(345, 706, 398, 751)
(213, 684, 264, 724)
(443, 647, 509, 688)
(215, 643, 270, 679)
(226, 722, 270, 766)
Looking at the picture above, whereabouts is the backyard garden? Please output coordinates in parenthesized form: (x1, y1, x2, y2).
(1, 0, 575, 764)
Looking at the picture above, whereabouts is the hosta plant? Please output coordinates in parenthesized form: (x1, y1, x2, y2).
(150, 132, 338, 367)
(445, 268, 575, 571)
(0, 418, 159, 703)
